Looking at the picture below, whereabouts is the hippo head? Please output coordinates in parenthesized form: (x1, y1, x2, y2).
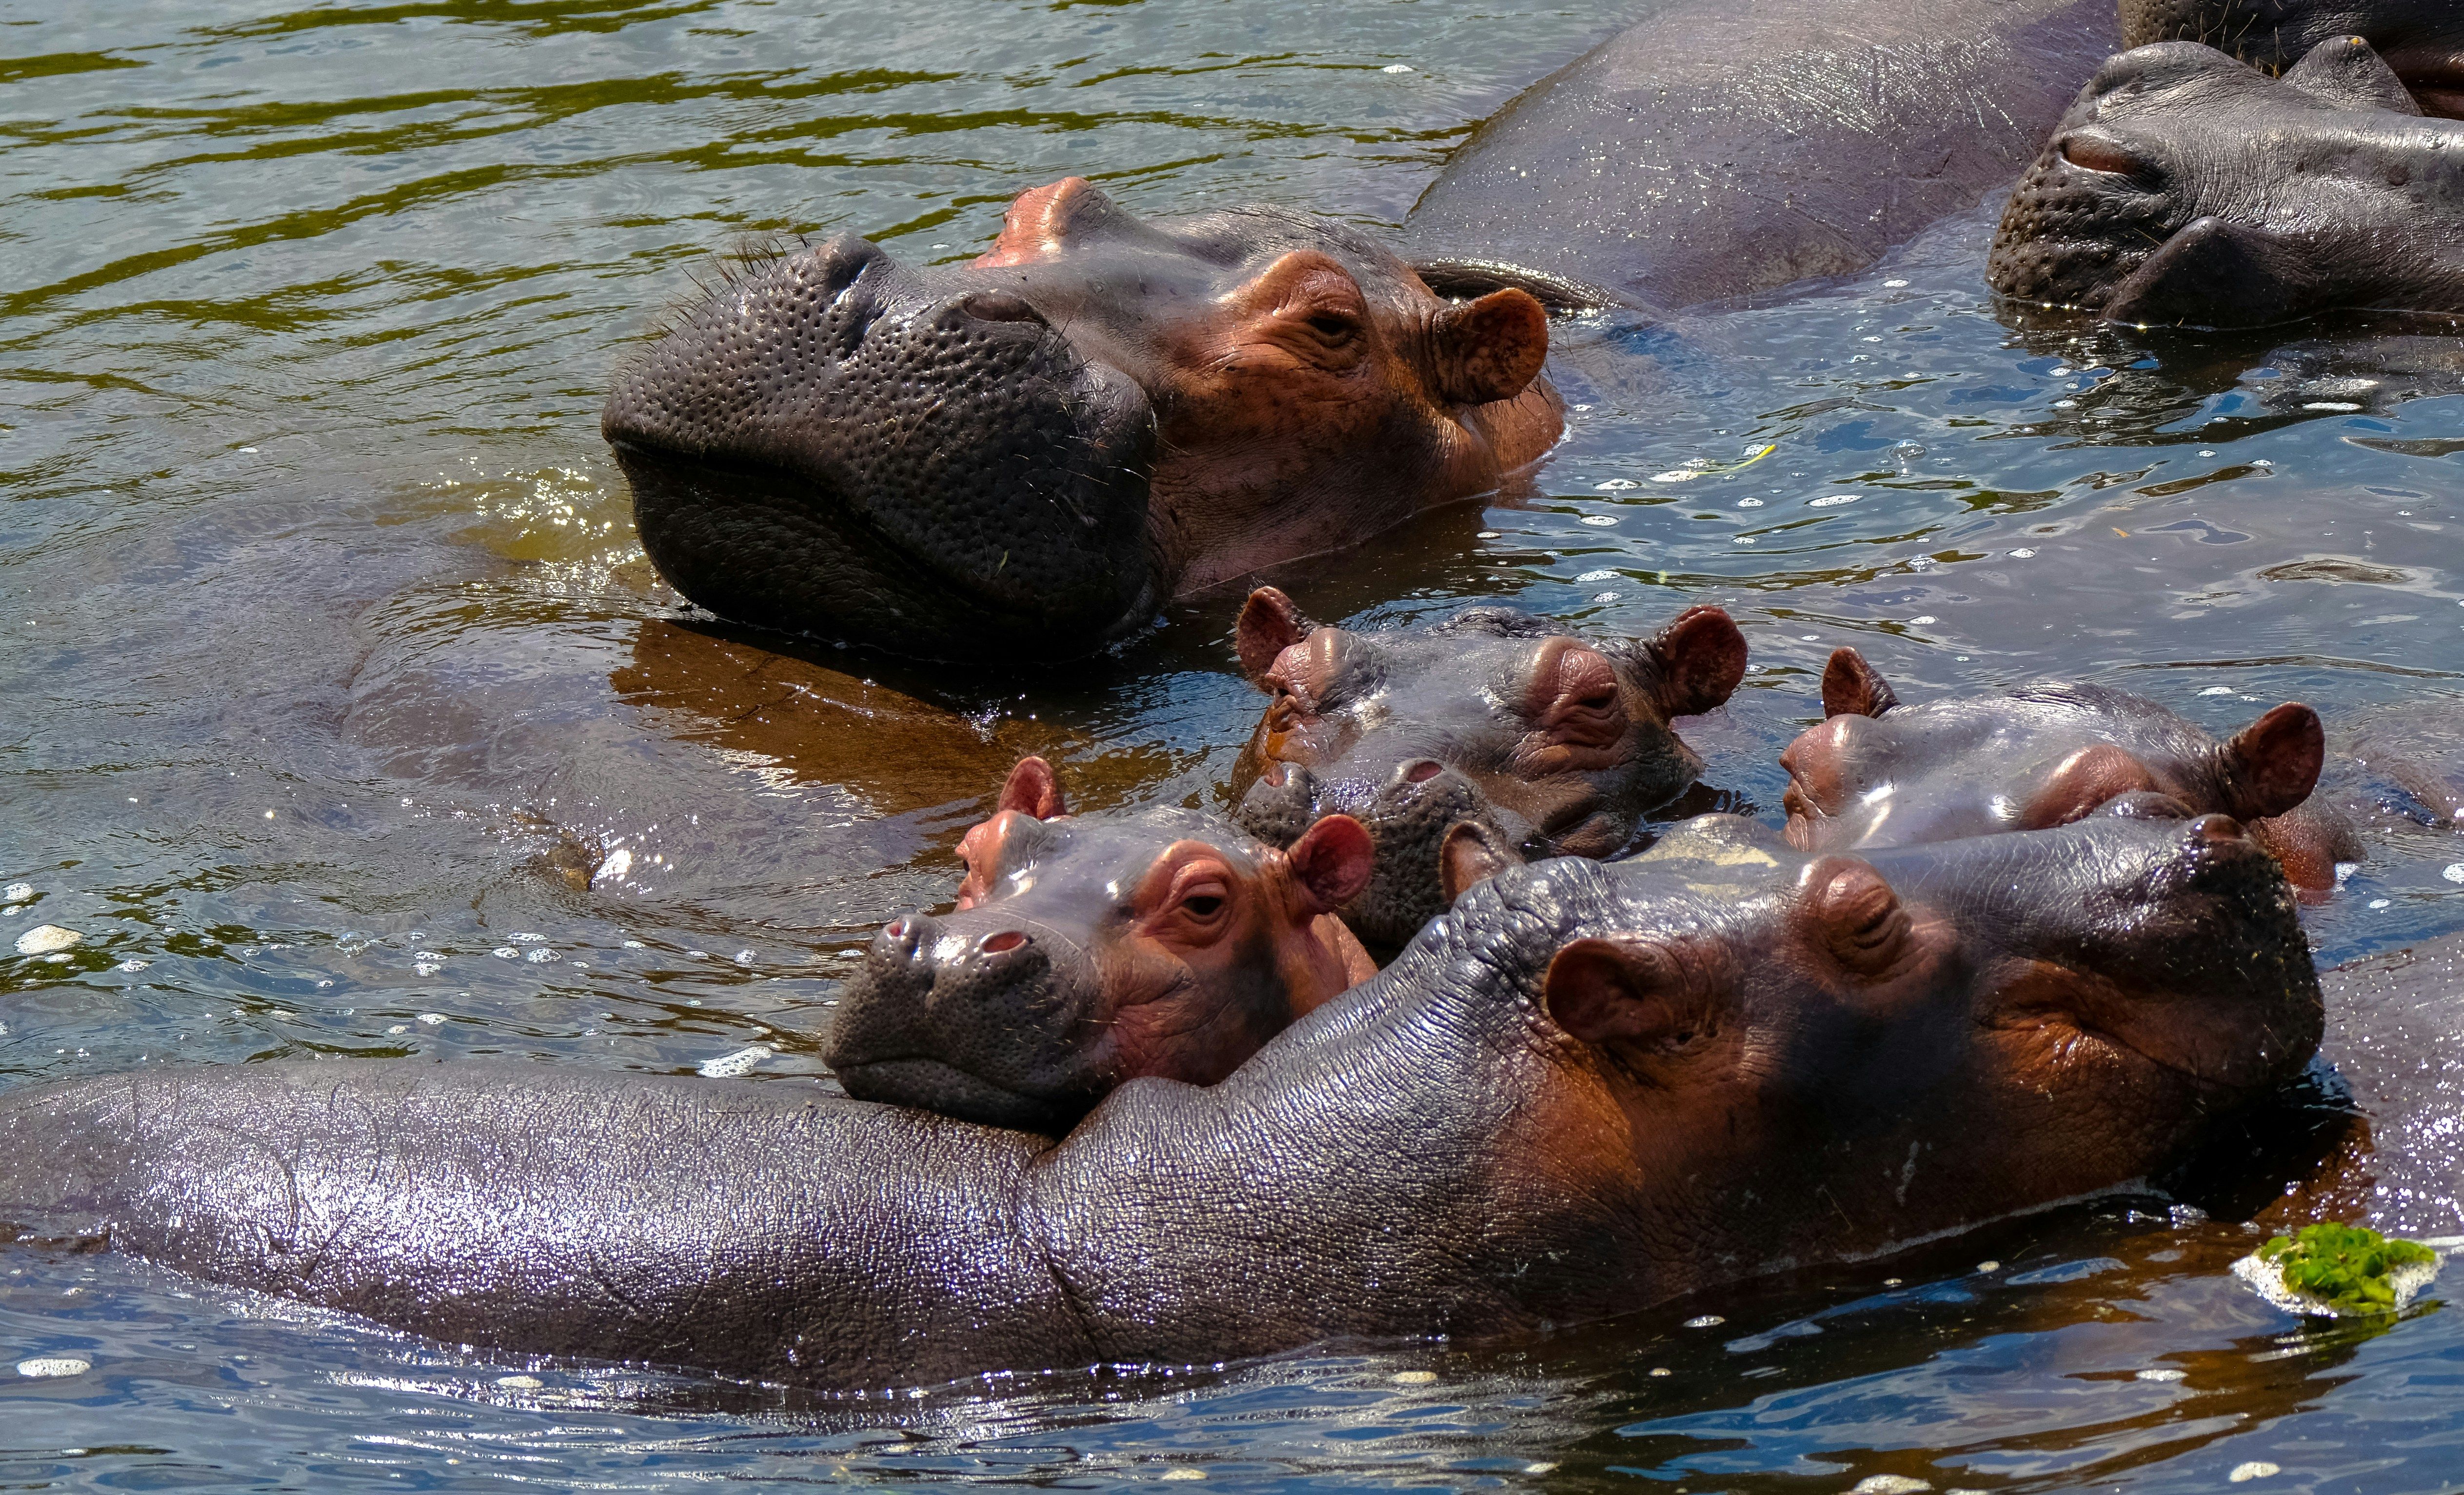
(1226, 587, 1747, 953)
(1437, 811, 2320, 1265)
(1988, 40, 2464, 327)
(603, 179, 1563, 660)
(2120, 0, 2464, 117)
(823, 757, 1376, 1133)
(1781, 646, 2325, 869)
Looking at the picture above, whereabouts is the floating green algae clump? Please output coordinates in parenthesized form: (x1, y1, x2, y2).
(2252, 1223, 2439, 1315)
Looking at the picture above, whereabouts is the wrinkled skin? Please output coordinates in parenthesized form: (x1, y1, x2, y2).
(1989, 39, 2464, 327)
(1226, 587, 1747, 952)
(603, 178, 1562, 661)
(1402, 0, 2120, 312)
(1781, 646, 2345, 891)
(0, 813, 2317, 1388)
(2122, 0, 2464, 116)
(823, 757, 1376, 1134)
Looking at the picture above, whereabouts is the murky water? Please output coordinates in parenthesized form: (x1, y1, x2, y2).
(5, 0, 2464, 1487)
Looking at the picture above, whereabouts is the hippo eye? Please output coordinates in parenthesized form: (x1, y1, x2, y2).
(1182, 894, 1225, 918)
(1304, 311, 1358, 341)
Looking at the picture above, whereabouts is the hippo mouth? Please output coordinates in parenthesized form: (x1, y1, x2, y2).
(605, 237, 1163, 662)
(829, 1054, 1084, 1136)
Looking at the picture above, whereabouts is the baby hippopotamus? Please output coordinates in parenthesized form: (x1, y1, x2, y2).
(1781, 647, 2349, 889)
(823, 757, 1376, 1133)
(1228, 586, 1748, 952)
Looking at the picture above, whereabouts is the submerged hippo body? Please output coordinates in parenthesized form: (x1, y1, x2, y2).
(1403, 0, 2121, 311)
(1990, 39, 2464, 327)
(0, 815, 2318, 1387)
(604, 180, 1561, 661)
(1228, 588, 1748, 952)
(1782, 647, 2344, 889)
(823, 757, 1377, 1133)
(2122, 0, 2464, 116)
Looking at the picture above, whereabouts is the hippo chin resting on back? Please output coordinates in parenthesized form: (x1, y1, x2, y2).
(823, 757, 1378, 1134)
(2123, 0, 2464, 117)
(1226, 588, 1748, 953)
(1782, 647, 2348, 889)
(0, 815, 2318, 1388)
(603, 179, 1562, 661)
(1990, 38, 2464, 327)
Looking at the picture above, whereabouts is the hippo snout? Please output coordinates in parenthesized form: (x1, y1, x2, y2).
(824, 909, 1102, 1134)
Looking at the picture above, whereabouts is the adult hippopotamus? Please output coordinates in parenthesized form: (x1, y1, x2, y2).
(2122, 0, 2464, 116)
(0, 814, 2318, 1388)
(1989, 39, 2464, 327)
(1227, 587, 1748, 952)
(823, 757, 1377, 1132)
(602, 179, 1561, 661)
(1402, 0, 2121, 311)
(1780, 646, 2348, 889)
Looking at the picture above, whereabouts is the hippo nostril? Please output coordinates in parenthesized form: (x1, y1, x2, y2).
(885, 916, 913, 939)
(1404, 759, 1445, 785)
(957, 291, 1047, 327)
(2187, 813, 2245, 844)
(810, 235, 888, 301)
(979, 930, 1031, 955)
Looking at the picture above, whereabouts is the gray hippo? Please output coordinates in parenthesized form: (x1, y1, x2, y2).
(603, 179, 1561, 661)
(1226, 588, 1748, 952)
(2122, 0, 2464, 116)
(1781, 646, 2349, 891)
(823, 756, 1378, 1133)
(0, 814, 2318, 1389)
(1403, 0, 2121, 312)
(1989, 39, 2464, 326)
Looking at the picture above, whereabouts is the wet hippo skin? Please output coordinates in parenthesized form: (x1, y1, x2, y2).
(1990, 39, 2464, 326)
(1403, 0, 2122, 312)
(2122, 0, 2464, 117)
(1228, 588, 1747, 953)
(0, 815, 2318, 1387)
(603, 180, 1561, 662)
(1780, 646, 2350, 892)
(824, 757, 1378, 1134)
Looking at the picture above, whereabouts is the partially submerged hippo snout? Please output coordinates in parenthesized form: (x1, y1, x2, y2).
(605, 234, 1159, 658)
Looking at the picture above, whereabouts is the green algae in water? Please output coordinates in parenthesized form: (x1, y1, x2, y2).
(2245, 1223, 2441, 1316)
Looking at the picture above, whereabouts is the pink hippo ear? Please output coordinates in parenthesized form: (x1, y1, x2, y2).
(996, 757, 1068, 819)
(1429, 287, 1550, 407)
(1235, 586, 1314, 685)
(2217, 702, 2324, 821)
(1439, 821, 1520, 904)
(1541, 937, 1689, 1047)
(1821, 647, 1900, 719)
(1282, 814, 1375, 917)
(1644, 605, 1748, 719)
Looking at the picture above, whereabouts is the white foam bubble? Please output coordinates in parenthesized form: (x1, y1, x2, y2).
(13, 925, 81, 956)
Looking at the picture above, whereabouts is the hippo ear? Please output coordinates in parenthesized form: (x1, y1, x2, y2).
(2216, 702, 2324, 821)
(1428, 288, 1549, 407)
(1283, 814, 1375, 917)
(1644, 606, 1748, 718)
(1235, 587, 1313, 685)
(997, 756, 1068, 819)
(1541, 937, 1689, 1047)
(2102, 218, 2332, 330)
(1820, 647, 1899, 719)
(2284, 36, 2421, 115)
(1439, 821, 1521, 904)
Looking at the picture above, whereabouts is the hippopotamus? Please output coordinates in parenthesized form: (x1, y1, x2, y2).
(1402, 0, 2121, 312)
(2122, 0, 2464, 116)
(1989, 39, 2464, 327)
(602, 179, 1562, 661)
(0, 812, 2317, 1387)
(1781, 647, 2348, 890)
(1226, 587, 1748, 952)
(822, 757, 1377, 1133)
